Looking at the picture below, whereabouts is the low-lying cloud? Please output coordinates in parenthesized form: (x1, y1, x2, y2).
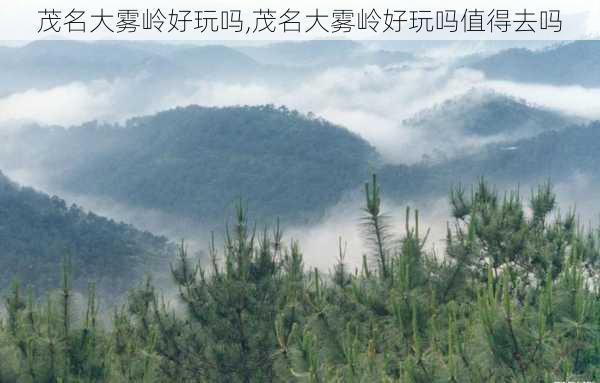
(287, 194, 451, 270)
(2, 45, 600, 271)
(1, 60, 596, 166)
(486, 80, 600, 120)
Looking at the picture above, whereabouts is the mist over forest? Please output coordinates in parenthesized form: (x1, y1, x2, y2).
(0, 40, 600, 381)
(2, 40, 600, 261)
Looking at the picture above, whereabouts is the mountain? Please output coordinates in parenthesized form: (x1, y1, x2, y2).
(3, 97, 585, 227)
(13, 105, 377, 225)
(0, 41, 261, 97)
(239, 40, 414, 68)
(0, 171, 170, 296)
(407, 90, 575, 138)
(380, 121, 600, 202)
(468, 41, 600, 87)
(393, 90, 578, 163)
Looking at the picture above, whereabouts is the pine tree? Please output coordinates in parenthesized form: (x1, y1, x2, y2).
(1, 177, 599, 382)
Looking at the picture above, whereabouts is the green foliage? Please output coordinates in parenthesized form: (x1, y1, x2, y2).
(381, 121, 600, 206)
(1, 177, 599, 382)
(1, 259, 109, 382)
(363, 174, 392, 279)
(0, 172, 170, 297)
(19, 105, 376, 225)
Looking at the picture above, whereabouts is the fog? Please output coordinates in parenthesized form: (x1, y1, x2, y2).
(2, 166, 212, 254)
(554, 172, 600, 229)
(1, 40, 600, 271)
(1, 60, 594, 165)
(486, 80, 600, 120)
(286, 194, 451, 271)
(289, 176, 600, 271)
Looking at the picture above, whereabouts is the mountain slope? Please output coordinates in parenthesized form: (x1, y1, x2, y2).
(380, 121, 600, 202)
(396, 90, 578, 163)
(5, 99, 585, 226)
(0, 41, 261, 97)
(19, 105, 377, 225)
(406, 90, 575, 138)
(468, 41, 600, 87)
(0, 171, 170, 296)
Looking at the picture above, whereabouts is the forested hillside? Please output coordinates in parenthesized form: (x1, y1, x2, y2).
(15, 105, 377, 225)
(0, 41, 263, 97)
(0, 171, 170, 296)
(380, 121, 600, 202)
(0, 177, 598, 382)
(406, 90, 575, 138)
(2, 38, 600, 382)
(468, 41, 600, 86)
(400, 90, 577, 163)
(5, 94, 580, 226)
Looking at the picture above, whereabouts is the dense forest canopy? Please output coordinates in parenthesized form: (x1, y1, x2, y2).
(13, 105, 377, 225)
(0, 171, 170, 297)
(0, 177, 598, 382)
(1, 39, 600, 382)
(3, 94, 587, 228)
(380, 121, 600, 202)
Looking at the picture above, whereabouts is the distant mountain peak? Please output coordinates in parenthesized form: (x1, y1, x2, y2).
(405, 88, 573, 137)
(468, 40, 600, 87)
